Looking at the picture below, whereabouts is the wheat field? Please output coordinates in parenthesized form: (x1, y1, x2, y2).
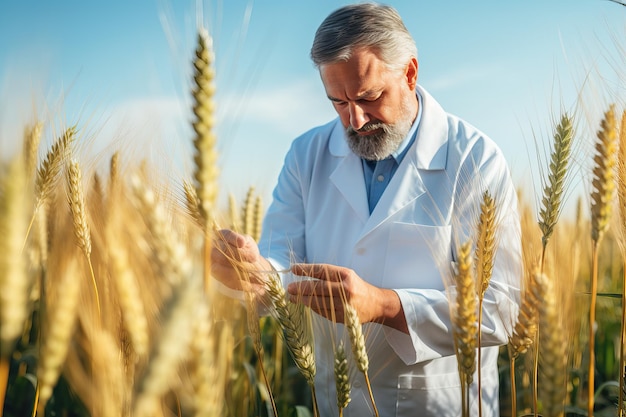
(1, 27, 626, 417)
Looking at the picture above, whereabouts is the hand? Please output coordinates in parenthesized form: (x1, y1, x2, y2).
(210, 229, 272, 295)
(287, 264, 407, 333)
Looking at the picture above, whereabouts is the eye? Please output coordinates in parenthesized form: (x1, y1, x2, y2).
(331, 99, 348, 107)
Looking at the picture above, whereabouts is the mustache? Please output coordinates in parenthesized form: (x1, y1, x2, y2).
(347, 122, 386, 134)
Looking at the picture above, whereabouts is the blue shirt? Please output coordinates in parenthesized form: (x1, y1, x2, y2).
(362, 91, 423, 213)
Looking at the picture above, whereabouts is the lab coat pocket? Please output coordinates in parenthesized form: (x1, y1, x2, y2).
(395, 372, 461, 417)
(383, 223, 452, 289)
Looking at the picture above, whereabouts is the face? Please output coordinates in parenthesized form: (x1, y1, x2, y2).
(320, 48, 418, 161)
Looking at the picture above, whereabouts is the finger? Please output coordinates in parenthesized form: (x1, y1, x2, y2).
(291, 263, 348, 282)
(293, 295, 345, 323)
(287, 280, 344, 299)
(214, 229, 248, 249)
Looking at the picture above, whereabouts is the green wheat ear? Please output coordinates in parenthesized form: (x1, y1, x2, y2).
(538, 113, 574, 248)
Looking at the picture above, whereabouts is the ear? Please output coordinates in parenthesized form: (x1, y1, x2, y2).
(405, 57, 418, 90)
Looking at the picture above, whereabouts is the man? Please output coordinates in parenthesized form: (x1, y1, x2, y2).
(212, 3, 522, 416)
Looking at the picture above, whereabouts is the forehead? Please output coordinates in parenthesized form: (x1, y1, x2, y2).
(319, 49, 394, 98)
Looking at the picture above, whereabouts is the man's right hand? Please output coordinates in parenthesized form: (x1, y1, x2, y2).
(210, 229, 273, 295)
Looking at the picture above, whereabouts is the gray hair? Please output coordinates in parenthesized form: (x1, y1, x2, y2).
(310, 3, 417, 73)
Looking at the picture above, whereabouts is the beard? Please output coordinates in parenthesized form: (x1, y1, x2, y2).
(345, 99, 415, 161)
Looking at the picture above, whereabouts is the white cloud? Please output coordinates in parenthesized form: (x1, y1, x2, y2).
(218, 77, 337, 137)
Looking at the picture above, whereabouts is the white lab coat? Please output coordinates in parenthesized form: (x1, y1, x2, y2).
(258, 85, 522, 417)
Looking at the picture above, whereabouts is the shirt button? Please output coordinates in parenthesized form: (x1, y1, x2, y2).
(377, 174, 385, 182)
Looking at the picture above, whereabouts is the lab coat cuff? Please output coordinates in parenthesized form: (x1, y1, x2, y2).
(384, 289, 419, 365)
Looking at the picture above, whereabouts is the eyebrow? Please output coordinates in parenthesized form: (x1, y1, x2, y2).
(327, 88, 382, 103)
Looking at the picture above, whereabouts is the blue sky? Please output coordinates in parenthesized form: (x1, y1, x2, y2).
(1, 0, 625, 215)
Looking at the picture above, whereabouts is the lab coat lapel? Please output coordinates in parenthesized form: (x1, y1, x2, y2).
(328, 124, 370, 224)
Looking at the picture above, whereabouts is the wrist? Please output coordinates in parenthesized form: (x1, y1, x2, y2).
(378, 289, 408, 334)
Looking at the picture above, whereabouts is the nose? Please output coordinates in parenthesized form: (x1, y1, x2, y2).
(348, 102, 369, 131)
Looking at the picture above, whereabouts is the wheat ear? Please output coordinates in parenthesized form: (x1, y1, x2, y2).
(538, 113, 574, 253)
(130, 175, 192, 286)
(508, 270, 539, 417)
(591, 105, 617, 244)
(452, 240, 477, 417)
(0, 156, 30, 414)
(24, 126, 75, 251)
(616, 109, 626, 416)
(474, 190, 496, 417)
(36, 256, 83, 413)
(132, 275, 201, 417)
(0, 156, 30, 354)
(105, 223, 149, 359)
(509, 271, 539, 358)
(183, 179, 203, 227)
(533, 271, 567, 417)
(66, 159, 101, 318)
(264, 273, 318, 415)
(344, 303, 379, 417)
(265, 273, 316, 383)
(35, 126, 75, 209)
(191, 28, 219, 226)
(189, 295, 227, 417)
(334, 341, 351, 416)
(23, 121, 43, 179)
(241, 186, 256, 238)
(588, 104, 618, 416)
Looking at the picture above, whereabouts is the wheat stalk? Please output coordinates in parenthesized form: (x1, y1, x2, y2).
(243, 288, 278, 417)
(588, 104, 618, 417)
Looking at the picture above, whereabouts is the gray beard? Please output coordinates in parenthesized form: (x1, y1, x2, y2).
(345, 116, 413, 161)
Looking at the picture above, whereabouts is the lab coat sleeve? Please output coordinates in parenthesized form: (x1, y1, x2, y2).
(384, 136, 523, 365)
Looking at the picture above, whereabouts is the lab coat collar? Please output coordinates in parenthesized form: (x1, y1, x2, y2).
(328, 85, 450, 237)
